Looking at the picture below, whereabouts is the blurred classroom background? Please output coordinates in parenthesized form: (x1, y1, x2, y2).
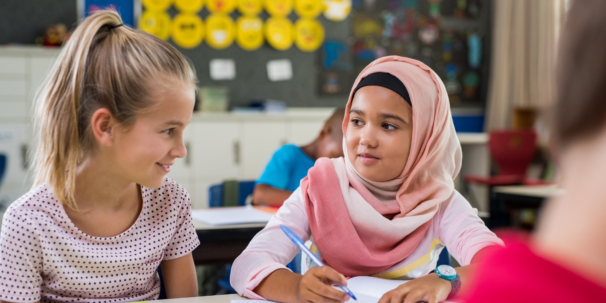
(0, 0, 566, 294)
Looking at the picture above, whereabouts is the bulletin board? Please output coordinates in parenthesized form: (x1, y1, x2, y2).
(319, 0, 492, 108)
(1, 0, 490, 108)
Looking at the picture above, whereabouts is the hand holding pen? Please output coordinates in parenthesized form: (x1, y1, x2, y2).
(280, 224, 357, 302)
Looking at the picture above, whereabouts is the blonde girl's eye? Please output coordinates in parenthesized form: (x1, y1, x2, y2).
(163, 128, 175, 136)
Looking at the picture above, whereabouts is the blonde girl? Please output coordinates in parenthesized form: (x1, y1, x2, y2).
(231, 56, 503, 303)
(0, 10, 199, 302)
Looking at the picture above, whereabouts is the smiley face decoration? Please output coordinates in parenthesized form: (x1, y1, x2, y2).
(264, 0, 294, 17)
(265, 17, 293, 50)
(139, 0, 343, 51)
(205, 14, 236, 49)
(174, 0, 204, 12)
(142, 0, 173, 11)
(323, 0, 351, 21)
(139, 10, 172, 40)
(294, 18, 324, 52)
(207, 0, 237, 13)
(171, 13, 205, 48)
(236, 16, 264, 50)
(295, 0, 323, 18)
(238, 0, 263, 15)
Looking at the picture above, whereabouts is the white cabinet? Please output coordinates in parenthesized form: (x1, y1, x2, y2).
(240, 121, 287, 179)
(30, 57, 56, 91)
(0, 56, 27, 75)
(286, 120, 325, 145)
(0, 47, 58, 209)
(173, 114, 331, 208)
(0, 123, 33, 204)
(190, 121, 240, 179)
(187, 121, 240, 209)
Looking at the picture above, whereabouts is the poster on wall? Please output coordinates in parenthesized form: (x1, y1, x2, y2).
(78, 0, 141, 27)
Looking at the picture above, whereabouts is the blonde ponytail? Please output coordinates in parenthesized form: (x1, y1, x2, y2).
(32, 10, 196, 209)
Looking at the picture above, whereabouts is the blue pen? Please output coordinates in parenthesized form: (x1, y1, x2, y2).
(279, 224, 357, 301)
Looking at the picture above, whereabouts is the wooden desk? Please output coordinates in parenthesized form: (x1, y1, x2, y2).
(492, 185, 560, 229)
(192, 220, 266, 265)
(493, 185, 560, 207)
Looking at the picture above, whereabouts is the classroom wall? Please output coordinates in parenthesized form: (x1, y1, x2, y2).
(0, 0, 350, 108)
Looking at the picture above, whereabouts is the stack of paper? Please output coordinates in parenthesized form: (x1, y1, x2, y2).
(191, 206, 274, 225)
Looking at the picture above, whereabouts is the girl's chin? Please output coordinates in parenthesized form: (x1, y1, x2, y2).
(355, 166, 400, 182)
(355, 167, 382, 181)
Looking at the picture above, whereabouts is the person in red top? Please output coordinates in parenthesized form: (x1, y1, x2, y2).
(464, 1, 606, 302)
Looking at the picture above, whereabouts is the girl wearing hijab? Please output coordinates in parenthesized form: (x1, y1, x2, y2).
(231, 56, 502, 303)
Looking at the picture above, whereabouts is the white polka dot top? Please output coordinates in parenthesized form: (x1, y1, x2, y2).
(0, 177, 200, 303)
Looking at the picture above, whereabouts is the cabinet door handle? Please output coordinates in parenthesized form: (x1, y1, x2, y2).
(21, 144, 28, 170)
(184, 142, 191, 166)
(233, 141, 240, 165)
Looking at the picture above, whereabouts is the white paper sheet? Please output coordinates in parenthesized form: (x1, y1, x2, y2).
(210, 59, 236, 80)
(191, 206, 273, 225)
(266, 59, 293, 81)
(346, 276, 408, 300)
(343, 276, 458, 303)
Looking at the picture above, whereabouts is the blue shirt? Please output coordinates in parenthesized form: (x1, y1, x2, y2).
(257, 144, 315, 191)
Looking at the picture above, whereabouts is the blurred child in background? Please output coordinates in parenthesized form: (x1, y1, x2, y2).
(253, 109, 345, 207)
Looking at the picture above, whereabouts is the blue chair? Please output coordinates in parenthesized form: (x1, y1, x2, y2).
(208, 181, 256, 208)
(0, 154, 7, 214)
(209, 180, 256, 294)
(0, 154, 6, 186)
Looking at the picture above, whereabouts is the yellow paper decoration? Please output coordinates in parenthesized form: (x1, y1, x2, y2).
(171, 13, 205, 49)
(174, 0, 205, 12)
(264, 0, 293, 17)
(295, 0, 323, 18)
(236, 16, 264, 51)
(237, 0, 263, 15)
(205, 14, 236, 49)
(142, 0, 173, 11)
(139, 10, 172, 40)
(322, 0, 351, 21)
(294, 18, 324, 52)
(265, 17, 293, 50)
(207, 0, 237, 14)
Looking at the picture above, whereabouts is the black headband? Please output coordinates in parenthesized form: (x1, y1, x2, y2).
(352, 72, 412, 107)
(110, 23, 124, 30)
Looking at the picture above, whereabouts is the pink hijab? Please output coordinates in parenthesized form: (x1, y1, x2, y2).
(301, 56, 462, 277)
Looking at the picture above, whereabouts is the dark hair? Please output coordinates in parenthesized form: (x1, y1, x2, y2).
(554, 0, 606, 147)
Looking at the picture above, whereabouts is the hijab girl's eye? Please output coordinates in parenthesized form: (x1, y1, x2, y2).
(382, 123, 398, 131)
(162, 128, 175, 136)
(351, 118, 364, 126)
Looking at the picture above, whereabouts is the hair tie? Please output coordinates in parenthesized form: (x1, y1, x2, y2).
(110, 24, 124, 30)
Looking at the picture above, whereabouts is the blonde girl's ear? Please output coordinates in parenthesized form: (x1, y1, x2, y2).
(90, 108, 117, 147)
